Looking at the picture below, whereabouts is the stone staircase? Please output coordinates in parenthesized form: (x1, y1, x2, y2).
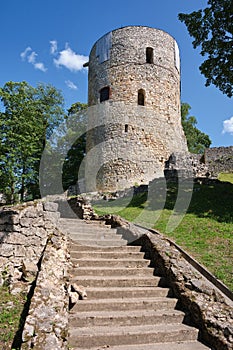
(59, 218, 211, 350)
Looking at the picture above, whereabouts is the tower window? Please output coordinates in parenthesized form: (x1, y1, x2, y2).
(125, 124, 128, 132)
(146, 47, 153, 64)
(100, 86, 110, 102)
(138, 89, 145, 106)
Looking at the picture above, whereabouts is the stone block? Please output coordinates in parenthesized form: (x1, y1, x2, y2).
(1, 243, 14, 257)
(43, 211, 60, 223)
(4, 232, 27, 245)
(20, 217, 32, 227)
(43, 201, 59, 212)
(14, 245, 27, 257)
(22, 260, 38, 282)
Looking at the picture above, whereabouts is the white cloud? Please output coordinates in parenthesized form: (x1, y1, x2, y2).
(65, 80, 78, 90)
(54, 44, 88, 72)
(20, 47, 47, 72)
(222, 116, 233, 135)
(34, 62, 47, 72)
(28, 51, 37, 64)
(50, 40, 57, 55)
(20, 47, 32, 60)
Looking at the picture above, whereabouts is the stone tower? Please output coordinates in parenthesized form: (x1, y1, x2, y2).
(84, 26, 187, 191)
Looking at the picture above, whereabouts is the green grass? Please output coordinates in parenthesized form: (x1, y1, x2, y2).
(94, 181, 233, 291)
(218, 172, 233, 184)
(0, 286, 26, 349)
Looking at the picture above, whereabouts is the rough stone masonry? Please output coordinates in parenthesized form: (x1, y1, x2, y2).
(85, 26, 188, 191)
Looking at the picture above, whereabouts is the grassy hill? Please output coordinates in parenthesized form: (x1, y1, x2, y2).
(94, 177, 233, 291)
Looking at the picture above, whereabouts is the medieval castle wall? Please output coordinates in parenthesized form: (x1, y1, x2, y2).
(85, 26, 188, 191)
(204, 146, 233, 176)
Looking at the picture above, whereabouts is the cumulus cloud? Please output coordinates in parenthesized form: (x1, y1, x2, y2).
(27, 51, 37, 64)
(54, 44, 88, 72)
(20, 47, 32, 60)
(65, 80, 78, 90)
(20, 47, 47, 72)
(222, 116, 233, 135)
(34, 62, 47, 72)
(50, 40, 57, 55)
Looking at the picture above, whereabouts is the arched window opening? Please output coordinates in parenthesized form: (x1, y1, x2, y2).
(138, 89, 145, 106)
(125, 124, 128, 132)
(100, 86, 110, 102)
(146, 47, 153, 64)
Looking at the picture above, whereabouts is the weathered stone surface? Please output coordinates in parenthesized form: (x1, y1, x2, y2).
(86, 26, 187, 191)
(3, 231, 27, 245)
(22, 260, 38, 282)
(205, 146, 233, 177)
(43, 211, 60, 223)
(1, 243, 14, 257)
(21, 227, 69, 349)
(43, 201, 59, 212)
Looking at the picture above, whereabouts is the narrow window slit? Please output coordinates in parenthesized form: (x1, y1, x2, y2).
(146, 47, 153, 64)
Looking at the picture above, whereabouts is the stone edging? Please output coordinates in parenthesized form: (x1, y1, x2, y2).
(0, 200, 70, 349)
(21, 226, 70, 349)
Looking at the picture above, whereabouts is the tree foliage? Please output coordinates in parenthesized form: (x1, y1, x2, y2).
(39, 102, 88, 196)
(62, 102, 87, 190)
(179, 0, 233, 97)
(181, 102, 211, 154)
(0, 81, 65, 203)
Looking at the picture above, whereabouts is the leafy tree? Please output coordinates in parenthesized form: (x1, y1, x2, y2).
(179, 0, 233, 97)
(62, 102, 87, 190)
(0, 81, 65, 203)
(181, 102, 211, 154)
(39, 101, 88, 196)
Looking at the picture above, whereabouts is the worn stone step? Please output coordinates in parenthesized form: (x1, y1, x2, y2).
(72, 296, 177, 312)
(70, 275, 160, 288)
(70, 251, 147, 259)
(59, 218, 109, 226)
(68, 243, 142, 252)
(67, 227, 118, 234)
(68, 232, 121, 238)
(59, 222, 113, 230)
(71, 258, 151, 268)
(80, 286, 170, 299)
(71, 341, 211, 350)
(68, 323, 198, 348)
(70, 239, 128, 247)
(69, 308, 184, 327)
(71, 267, 154, 277)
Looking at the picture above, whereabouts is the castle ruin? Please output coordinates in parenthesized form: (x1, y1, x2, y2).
(84, 26, 188, 191)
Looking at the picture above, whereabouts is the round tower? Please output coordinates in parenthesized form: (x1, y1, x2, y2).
(85, 26, 187, 191)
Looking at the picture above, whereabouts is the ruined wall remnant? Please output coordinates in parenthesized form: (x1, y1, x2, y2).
(85, 26, 188, 191)
(204, 146, 233, 177)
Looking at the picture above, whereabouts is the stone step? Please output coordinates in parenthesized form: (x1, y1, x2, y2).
(68, 323, 199, 348)
(69, 243, 142, 252)
(71, 267, 154, 277)
(66, 227, 118, 234)
(59, 218, 110, 226)
(71, 258, 151, 268)
(69, 308, 184, 327)
(69, 233, 123, 241)
(71, 341, 211, 350)
(59, 222, 113, 229)
(80, 286, 170, 299)
(72, 296, 177, 312)
(70, 275, 161, 288)
(69, 239, 128, 247)
(70, 251, 147, 260)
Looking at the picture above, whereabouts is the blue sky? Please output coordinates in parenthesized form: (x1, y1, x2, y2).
(1, 0, 232, 147)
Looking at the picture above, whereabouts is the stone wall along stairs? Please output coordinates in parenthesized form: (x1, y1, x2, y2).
(59, 218, 211, 350)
